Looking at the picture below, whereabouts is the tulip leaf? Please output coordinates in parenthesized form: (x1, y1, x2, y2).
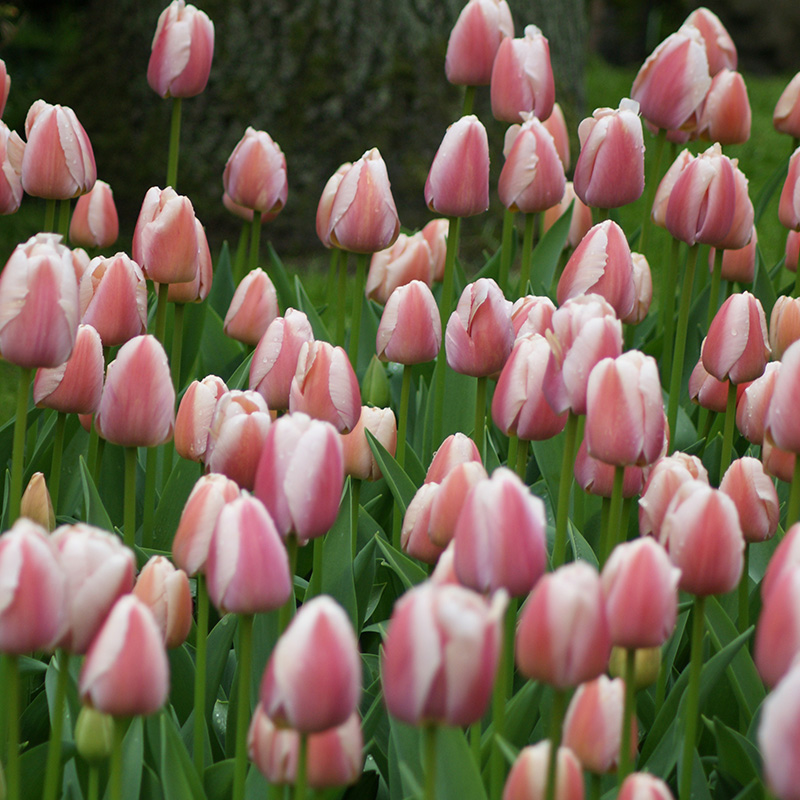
(227, 351, 254, 391)
(207, 241, 236, 318)
(532, 201, 572, 297)
(354, 533, 379, 630)
(179, 301, 209, 390)
(168, 645, 197, 726)
(375, 535, 427, 590)
(435, 726, 489, 800)
(531, 430, 565, 514)
(160, 711, 206, 800)
(119, 716, 144, 800)
(267, 242, 297, 314)
(152, 458, 202, 551)
(18, 741, 77, 799)
(753, 158, 788, 224)
(203, 759, 234, 800)
(366, 430, 418, 514)
(753, 244, 778, 318)
(712, 718, 761, 787)
(294, 274, 332, 343)
(687, 747, 713, 800)
(205, 614, 238, 736)
(504, 679, 545, 748)
(199, 307, 247, 383)
(567, 520, 599, 567)
(79, 455, 115, 532)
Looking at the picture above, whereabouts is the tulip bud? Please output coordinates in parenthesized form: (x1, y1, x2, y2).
(651, 149, 694, 229)
(360, 355, 391, 408)
(223, 268, 279, 347)
(340, 406, 397, 481)
(542, 102, 571, 169)
(69, 180, 119, 249)
(763, 523, 800, 603)
(719, 457, 779, 544)
(714, 162, 754, 252)
(133, 556, 193, 648)
(618, 773, 675, 800)
(736, 361, 779, 445)
(0, 59, 9, 117)
(780, 148, 800, 233)
(774, 73, 800, 139)
(366, 233, 432, 306)
(697, 69, 751, 145)
(758, 663, 800, 800)
(765, 340, 800, 453)
(0, 121, 24, 215)
(316, 163, 351, 248)
(425, 432, 482, 484)
(770, 296, 800, 361)
(689, 355, 729, 413)
(608, 646, 661, 690)
(20, 473, 55, 532)
(428, 461, 487, 548)
(376, 280, 441, 365)
(174, 375, 228, 462)
(421, 219, 448, 282)
(708, 227, 757, 285)
(74, 707, 115, 764)
(573, 441, 645, 499)
(503, 742, 585, 800)
(161, 218, 213, 304)
(681, 8, 737, 75)
(512, 295, 555, 339)
(755, 566, 800, 689)
(223, 127, 287, 215)
(400, 483, 445, 565)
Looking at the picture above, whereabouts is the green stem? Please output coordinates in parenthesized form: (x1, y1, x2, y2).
(154, 282, 170, 346)
(351, 479, 361, 560)
(234, 221, 250, 285)
(295, 733, 308, 800)
(5, 655, 19, 800)
(602, 465, 625, 566)
(474, 376, 488, 463)
(336, 252, 347, 348)
(424, 725, 437, 800)
(124, 447, 137, 549)
(654, 653, 668, 719)
(49, 411, 67, 516)
(279, 535, 299, 633)
(498, 209, 514, 297)
(679, 594, 706, 800)
(171, 303, 185, 391)
(544, 689, 567, 800)
(518, 214, 535, 296)
(515, 439, 528, 481)
(618, 648, 637, 784)
(553, 411, 579, 568)
(9, 367, 32, 525)
(707, 248, 723, 333)
(312, 534, 325, 596)
(787, 455, 800, 527)
(462, 86, 476, 116)
(193, 574, 209, 778)
(249, 214, 262, 276)
(597, 207, 610, 222)
(109, 717, 124, 800)
(738, 543, 750, 635)
(639, 130, 666, 255)
(667, 244, 699, 448)
(42, 650, 71, 800)
(44, 199, 56, 233)
(233, 614, 254, 800)
(92, 438, 106, 489)
(348, 253, 369, 369)
(507, 435, 519, 475)
(167, 97, 182, 189)
(490, 599, 518, 800)
(58, 199, 71, 240)
(143, 446, 158, 548)
(661, 238, 681, 383)
(396, 365, 412, 469)
(325, 248, 340, 329)
(470, 722, 481, 771)
(719, 381, 737, 479)
(87, 766, 99, 800)
(589, 773, 601, 800)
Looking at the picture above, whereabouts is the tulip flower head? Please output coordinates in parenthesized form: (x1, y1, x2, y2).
(69, 180, 119, 249)
(774, 72, 800, 139)
(376, 280, 441, 365)
(503, 742, 585, 800)
(133, 555, 193, 649)
(365, 232, 433, 305)
(681, 7, 737, 76)
(223, 127, 287, 215)
(445, 0, 513, 86)
(0, 121, 24, 215)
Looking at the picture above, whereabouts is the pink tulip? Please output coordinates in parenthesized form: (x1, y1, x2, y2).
(316, 163, 351, 248)
(573, 440, 645, 498)
(341, 405, 397, 481)
(425, 432, 482, 484)
(574, 98, 644, 209)
(736, 361, 779, 444)
(365, 232, 432, 305)
(21, 100, 96, 199)
(542, 102, 571, 170)
(428, 461, 487, 548)
(763, 523, 800, 602)
(770, 296, 800, 361)
(95, 335, 176, 448)
(765, 340, 800, 453)
(512, 295, 555, 339)
(444, 0, 513, 86)
(697, 69, 751, 145)
(618, 774, 675, 800)
(260, 596, 361, 733)
(503, 742, 585, 800)
(254, 412, 344, 541)
(425, 116, 490, 218)
(381, 581, 506, 726)
(651, 149, 694, 228)
(780, 147, 800, 232)
(376, 280, 441, 365)
(490, 25, 554, 124)
(421, 218, 448, 282)
(515, 562, 611, 688)
(755, 566, 800, 689)
(0, 121, 24, 214)
(174, 374, 228, 462)
(542, 182, 594, 250)
(79, 595, 169, 716)
(758, 663, 800, 800)
(161, 219, 213, 303)
(222, 192, 278, 224)
(715, 163, 754, 252)
(681, 8, 737, 76)
(709, 227, 757, 284)
(133, 555, 192, 648)
(0, 59, 9, 117)
(69, 180, 119, 249)
(774, 72, 800, 139)
(689, 355, 729, 413)
(223, 127, 287, 215)
(762, 434, 796, 484)
(720, 457, 779, 544)
(623, 252, 653, 325)
(223, 268, 279, 347)
(147, 0, 214, 99)
(400, 483, 446, 565)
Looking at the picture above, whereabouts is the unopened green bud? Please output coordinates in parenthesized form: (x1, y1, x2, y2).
(75, 706, 115, 764)
(608, 645, 662, 690)
(361, 355, 391, 408)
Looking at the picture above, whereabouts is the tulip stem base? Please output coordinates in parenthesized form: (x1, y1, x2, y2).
(707, 249, 723, 332)
(233, 614, 254, 800)
(738, 544, 750, 635)
(295, 733, 308, 800)
(601, 465, 625, 566)
(348, 253, 369, 370)
(44, 199, 56, 233)
(544, 689, 567, 800)
(618, 647, 637, 785)
(143, 446, 158, 548)
(124, 447, 137, 549)
(110, 717, 124, 800)
(279, 535, 299, 633)
(515, 441, 528, 481)
(326, 248, 340, 332)
(518, 213, 536, 296)
(490, 598, 518, 800)
(423, 725, 437, 800)
(661, 238, 681, 384)
(474, 376, 487, 463)
(507, 435, 519, 475)
(639, 130, 666, 255)
(499, 209, 514, 297)
(50, 411, 67, 517)
(787, 456, 800, 527)
(42, 650, 71, 800)
(679, 594, 706, 800)
(234, 221, 250, 284)
(9, 367, 32, 526)
(4, 655, 19, 800)
(167, 97, 182, 190)
(719, 381, 737, 479)
(462, 86, 475, 116)
(336, 252, 347, 348)
(249, 215, 262, 276)
(87, 766, 99, 800)
(351, 478, 361, 562)
(553, 411, 579, 568)
(171, 302, 185, 392)
(193, 574, 209, 778)
(154, 282, 170, 347)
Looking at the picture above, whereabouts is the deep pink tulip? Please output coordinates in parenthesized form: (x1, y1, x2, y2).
(0, 233, 79, 369)
(376, 280, 441, 365)
(316, 163, 351, 248)
(341, 405, 397, 481)
(172, 473, 240, 576)
(0, 121, 24, 214)
(542, 182, 594, 250)
(557, 221, 636, 321)
(512, 295, 555, 339)
(79, 595, 169, 716)
(618, 774, 675, 800)
(21, 100, 96, 200)
(492, 334, 567, 441)
(34, 323, 104, 414)
(133, 555, 192, 649)
(765, 340, 800, 453)
(490, 25, 554, 123)
(206, 494, 291, 615)
(631, 26, 711, 132)
(736, 361, 779, 445)
(573, 98, 644, 209)
(444, 0, 513, 86)
(515, 562, 611, 688)
(249, 309, 314, 411)
(223, 127, 287, 215)
(95, 335, 176, 448)
(601, 537, 679, 648)
(445, 278, 514, 377)
(573, 440, 645, 499)
(660, 481, 744, 595)
(651, 149, 694, 228)
(69, 180, 119, 249)
(0, 519, 67, 653)
(498, 115, 565, 214)
(425, 432, 482, 484)
(770, 296, 800, 361)
(326, 148, 400, 254)
(689, 355, 729, 413)
(365, 233, 432, 305)
(425, 115, 490, 218)
(147, 0, 214, 99)
(382, 581, 506, 726)
(223, 268, 279, 347)
(709, 226, 757, 284)
(454, 467, 547, 596)
(261, 596, 360, 733)
(79, 253, 147, 347)
(174, 374, 228, 462)
(681, 8, 736, 76)
(161, 218, 212, 303)
(720, 457, 779, 544)
(697, 69, 751, 145)
(562, 675, 637, 774)
(779, 147, 800, 232)
(758, 663, 800, 800)
(254, 412, 344, 541)
(503, 742, 585, 800)
(755, 566, 800, 689)
(428, 461, 487, 548)
(763, 523, 800, 602)
(542, 102, 570, 170)
(400, 483, 445, 565)
(289, 341, 361, 433)
(421, 218, 448, 282)
(774, 73, 800, 139)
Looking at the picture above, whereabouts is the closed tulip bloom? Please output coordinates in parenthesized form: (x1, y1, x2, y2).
(736, 361, 779, 444)
(774, 73, 800, 138)
(562, 676, 637, 774)
(715, 162, 754, 252)
(498, 114, 566, 214)
(425, 432, 481, 484)
(689, 355, 729, 413)
(763, 523, 800, 603)
(651, 149, 694, 228)
(95, 335, 175, 448)
(622, 252, 652, 325)
(428, 461, 488, 548)
(660, 481, 744, 595)
(382, 581, 506, 726)
(365, 232, 433, 305)
(770, 296, 800, 360)
(71, 247, 91, 284)
(542, 182, 594, 250)
(250, 309, 314, 411)
(22, 100, 96, 199)
(720, 457, 779, 544)
(425, 116, 490, 218)
(503, 742, 585, 800)
(765, 341, 800, 453)
(20, 473, 55, 532)
(376, 280, 441, 365)
(341, 406, 396, 481)
(0, 121, 24, 214)
(254, 412, 344, 541)
(223, 127, 287, 215)
(543, 103, 571, 170)
(161, 218, 212, 304)
(631, 26, 711, 132)
(316, 163, 351, 248)
(0, 519, 67, 653)
(758, 663, 800, 800)
(512, 295, 555, 338)
(172, 473, 240, 576)
(33, 323, 103, 414)
(618, 773, 675, 800)
(206, 494, 291, 615)
(223, 268, 279, 347)
(174, 375, 227, 462)
(454, 467, 547, 597)
(516, 562, 611, 688)
(421, 218, 448, 282)
(697, 69, 750, 145)
(780, 148, 800, 232)
(79, 253, 147, 347)
(445, 0, 513, 86)
(133, 556, 192, 648)
(762, 434, 796, 484)
(261, 596, 360, 732)
(401, 483, 446, 565)
(681, 8, 736, 75)
(79, 594, 169, 716)
(493, 334, 568, 441)
(601, 538, 680, 648)
(223, 192, 279, 224)
(147, 0, 214, 99)
(787, 231, 800, 273)
(490, 25, 555, 123)
(289, 341, 361, 433)
(574, 440, 646, 498)
(0, 59, 9, 117)
(326, 148, 400, 254)
(69, 180, 119, 249)
(557, 221, 636, 323)
(574, 98, 645, 209)
(446, 278, 514, 377)
(755, 567, 800, 689)
(709, 227, 757, 285)
(132, 186, 199, 284)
